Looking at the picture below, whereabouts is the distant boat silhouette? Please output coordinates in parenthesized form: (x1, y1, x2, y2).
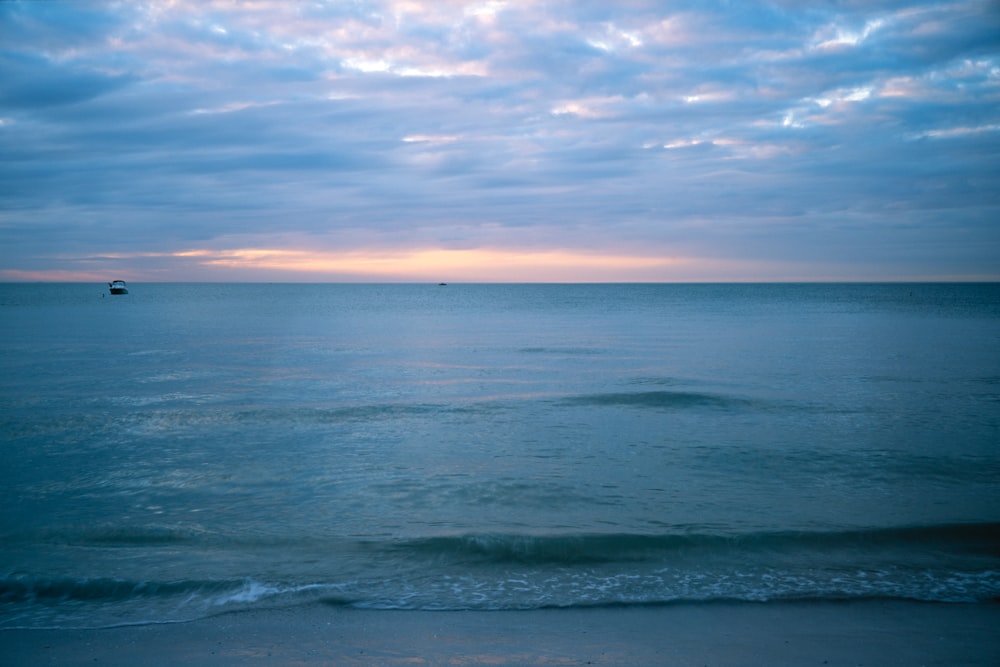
(108, 280, 128, 295)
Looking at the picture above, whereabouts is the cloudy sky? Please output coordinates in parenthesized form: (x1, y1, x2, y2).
(1, 0, 998, 282)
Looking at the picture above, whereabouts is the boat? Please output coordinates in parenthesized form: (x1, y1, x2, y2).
(108, 280, 129, 295)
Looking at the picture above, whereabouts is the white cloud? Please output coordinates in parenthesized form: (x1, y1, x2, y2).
(911, 124, 1000, 139)
(812, 17, 887, 50)
(402, 134, 460, 143)
(550, 96, 623, 119)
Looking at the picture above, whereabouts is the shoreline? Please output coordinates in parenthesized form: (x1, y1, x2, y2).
(4, 600, 1000, 666)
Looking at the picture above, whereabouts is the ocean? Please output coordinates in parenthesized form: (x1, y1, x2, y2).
(1, 282, 998, 629)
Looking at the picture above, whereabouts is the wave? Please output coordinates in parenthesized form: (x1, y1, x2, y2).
(6, 389, 779, 442)
(28, 522, 996, 560)
(562, 390, 757, 410)
(0, 575, 234, 604)
(340, 524, 1000, 611)
(3, 523, 998, 628)
(518, 347, 603, 355)
(0, 575, 330, 630)
(388, 522, 1000, 565)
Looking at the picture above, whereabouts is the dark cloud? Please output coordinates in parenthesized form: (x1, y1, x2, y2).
(0, 51, 135, 109)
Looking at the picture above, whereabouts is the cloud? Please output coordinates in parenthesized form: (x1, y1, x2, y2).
(1, 0, 998, 281)
(0, 51, 135, 109)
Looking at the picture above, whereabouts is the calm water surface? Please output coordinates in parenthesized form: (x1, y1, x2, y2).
(1, 283, 998, 628)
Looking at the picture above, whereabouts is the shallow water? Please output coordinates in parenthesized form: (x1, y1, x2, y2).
(2, 283, 999, 627)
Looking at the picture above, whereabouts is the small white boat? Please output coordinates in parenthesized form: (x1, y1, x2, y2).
(108, 280, 129, 295)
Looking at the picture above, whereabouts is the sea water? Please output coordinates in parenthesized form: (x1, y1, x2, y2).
(1, 283, 998, 629)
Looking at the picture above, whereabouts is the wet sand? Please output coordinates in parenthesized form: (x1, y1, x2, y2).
(4, 600, 999, 666)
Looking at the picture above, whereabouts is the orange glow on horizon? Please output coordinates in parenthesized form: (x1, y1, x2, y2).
(187, 246, 691, 281)
(0, 247, 709, 282)
(6, 246, 978, 283)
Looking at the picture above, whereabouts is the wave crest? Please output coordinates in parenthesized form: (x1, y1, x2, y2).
(390, 522, 1000, 566)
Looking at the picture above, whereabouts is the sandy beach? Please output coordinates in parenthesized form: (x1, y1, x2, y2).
(4, 600, 999, 666)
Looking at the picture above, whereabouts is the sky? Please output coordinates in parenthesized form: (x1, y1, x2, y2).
(1, 0, 998, 282)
